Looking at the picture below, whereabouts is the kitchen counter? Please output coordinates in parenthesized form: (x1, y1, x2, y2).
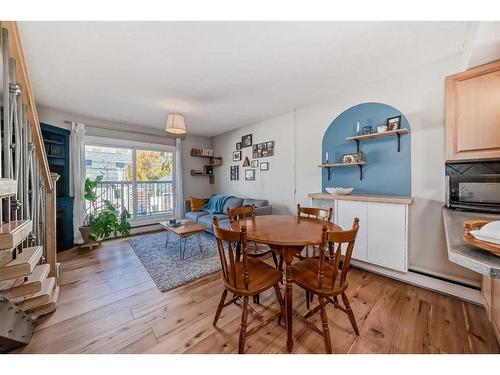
(442, 208, 500, 278)
(308, 192, 413, 205)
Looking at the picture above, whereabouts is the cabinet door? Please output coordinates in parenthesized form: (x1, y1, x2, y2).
(492, 278, 500, 343)
(336, 200, 368, 261)
(367, 202, 407, 271)
(445, 60, 500, 160)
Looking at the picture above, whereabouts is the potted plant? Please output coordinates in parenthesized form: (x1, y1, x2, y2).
(80, 175, 132, 246)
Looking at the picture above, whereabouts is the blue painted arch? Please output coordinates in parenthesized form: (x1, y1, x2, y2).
(322, 102, 411, 196)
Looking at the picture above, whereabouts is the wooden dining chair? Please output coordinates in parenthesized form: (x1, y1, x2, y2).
(296, 204, 333, 258)
(296, 204, 334, 306)
(212, 216, 284, 354)
(227, 205, 280, 304)
(291, 218, 360, 353)
(227, 205, 279, 268)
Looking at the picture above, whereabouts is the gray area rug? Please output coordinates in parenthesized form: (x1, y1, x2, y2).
(128, 231, 221, 292)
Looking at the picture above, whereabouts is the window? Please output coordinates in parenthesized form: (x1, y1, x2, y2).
(84, 144, 175, 221)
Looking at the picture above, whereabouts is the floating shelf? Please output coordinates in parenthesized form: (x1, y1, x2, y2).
(190, 170, 215, 184)
(318, 162, 366, 181)
(346, 128, 409, 152)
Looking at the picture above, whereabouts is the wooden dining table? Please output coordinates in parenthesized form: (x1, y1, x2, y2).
(230, 214, 342, 353)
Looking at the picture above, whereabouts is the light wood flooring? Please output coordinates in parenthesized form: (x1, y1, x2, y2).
(17, 236, 499, 354)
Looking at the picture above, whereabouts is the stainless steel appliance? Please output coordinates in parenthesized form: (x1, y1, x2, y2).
(445, 161, 500, 213)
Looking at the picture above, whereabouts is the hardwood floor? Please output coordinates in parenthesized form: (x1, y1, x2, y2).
(17, 237, 499, 354)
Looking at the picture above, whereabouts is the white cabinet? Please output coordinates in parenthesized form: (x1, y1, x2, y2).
(335, 200, 368, 261)
(366, 202, 407, 271)
(332, 199, 408, 272)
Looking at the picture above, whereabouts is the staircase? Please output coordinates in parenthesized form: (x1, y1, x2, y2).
(0, 21, 60, 352)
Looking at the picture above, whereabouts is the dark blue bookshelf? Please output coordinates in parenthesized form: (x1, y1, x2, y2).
(41, 123, 74, 251)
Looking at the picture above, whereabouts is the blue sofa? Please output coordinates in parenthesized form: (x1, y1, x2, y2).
(185, 196, 272, 233)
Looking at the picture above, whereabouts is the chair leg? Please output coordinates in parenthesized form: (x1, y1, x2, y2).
(213, 289, 228, 326)
(341, 292, 359, 336)
(274, 285, 285, 325)
(305, 290, 310, 310)
(319, 297, 332, 354)
(253, 294, 260, 304)
(239, 296, 249, 354)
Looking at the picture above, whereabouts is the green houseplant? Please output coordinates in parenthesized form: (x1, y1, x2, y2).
(79, 175, 132, 245)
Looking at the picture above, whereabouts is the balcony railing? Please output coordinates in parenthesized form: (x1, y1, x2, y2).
(88, 180, 174, 219)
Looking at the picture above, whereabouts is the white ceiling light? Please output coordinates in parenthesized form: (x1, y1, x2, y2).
(165, 113, 186, 135)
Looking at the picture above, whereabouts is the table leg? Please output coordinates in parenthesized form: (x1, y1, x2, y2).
(179, 236, 183, 259)
(165, 230, 170, 248)
(283, 247, 294, 353)
(197, 234, 202, 254)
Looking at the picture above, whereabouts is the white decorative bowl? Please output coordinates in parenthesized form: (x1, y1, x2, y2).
(325, 187, 354, 195)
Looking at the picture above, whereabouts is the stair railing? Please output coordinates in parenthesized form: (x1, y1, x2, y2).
(0, 21, 58, 278)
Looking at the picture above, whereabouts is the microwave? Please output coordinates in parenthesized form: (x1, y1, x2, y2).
(445, 173, 500, 213)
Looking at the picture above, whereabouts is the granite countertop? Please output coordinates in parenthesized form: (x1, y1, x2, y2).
(442, 208, 500, 278)
(308, 193, 413, 205)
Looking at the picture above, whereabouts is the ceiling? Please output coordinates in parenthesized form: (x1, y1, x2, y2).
(19, 21, 473, 137)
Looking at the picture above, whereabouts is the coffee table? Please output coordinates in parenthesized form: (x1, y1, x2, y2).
(160, 220, 205, 259)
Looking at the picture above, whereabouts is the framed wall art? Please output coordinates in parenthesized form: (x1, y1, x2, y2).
(232, 150, 242, 161)
(252, 140, 274, 158)
(245, 169, 255, 181)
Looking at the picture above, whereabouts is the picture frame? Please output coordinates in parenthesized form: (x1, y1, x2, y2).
(236, 142, 242, 150)
(241, 134, 253, 148)
(245, 169, 255, 181)
(387, 115, 401, 131)
(252, 141, 275, 158)
(342, 152, 362, 164)
(232, 150, 242, 161)
(260, 162, 269, 171)
(230, 165, 239, 181)
(251, 160, 259, 168)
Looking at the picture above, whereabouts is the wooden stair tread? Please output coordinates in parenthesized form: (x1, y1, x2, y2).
(0, 178, 17, 198)
(0, 246, 43, 281)
(0, 220, 33, 250)
(28, 284, 59, 317)
(13, 276, 55, 310)
(9, 264, 50, 298)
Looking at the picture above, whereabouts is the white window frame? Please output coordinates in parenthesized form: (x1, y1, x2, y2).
(84, 135, 177, 225)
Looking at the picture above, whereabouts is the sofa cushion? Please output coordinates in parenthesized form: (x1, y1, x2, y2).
(185, 211, 209, 223)
(222, 197, 244, 211)
(242, 198, 269, 208)
(198, 213, 229, 229)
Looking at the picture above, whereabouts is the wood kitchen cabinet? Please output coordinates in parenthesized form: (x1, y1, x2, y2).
(445, 60, 500, 161)
(482, 276, 500, 344)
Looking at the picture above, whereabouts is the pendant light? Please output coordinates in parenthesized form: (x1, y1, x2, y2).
(165, 113, 186, 135)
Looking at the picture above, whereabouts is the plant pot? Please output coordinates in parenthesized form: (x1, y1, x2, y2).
(79, 226, 96, 244)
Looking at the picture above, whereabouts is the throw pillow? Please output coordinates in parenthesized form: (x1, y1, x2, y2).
(190, 197, 208, 212)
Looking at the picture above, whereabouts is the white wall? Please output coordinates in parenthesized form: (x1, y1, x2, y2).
(213, 54, 481, 286)
(213, 111, 295, 213)
(37, 105, 214, 203)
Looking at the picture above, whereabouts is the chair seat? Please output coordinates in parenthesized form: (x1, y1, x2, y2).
(225, 258, 282, 296)
(291, 258, 347, 296)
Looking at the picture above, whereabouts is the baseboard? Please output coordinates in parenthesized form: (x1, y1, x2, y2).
(350, 259, 483, 305)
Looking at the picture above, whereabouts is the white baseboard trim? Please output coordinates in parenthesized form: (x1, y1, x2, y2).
(351, 259, 482, 305)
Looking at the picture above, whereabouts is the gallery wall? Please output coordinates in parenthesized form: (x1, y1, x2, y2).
(213, 53, 481, 286)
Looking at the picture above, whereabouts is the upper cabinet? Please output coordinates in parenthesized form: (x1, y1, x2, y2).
(445, 60, 500, 161)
